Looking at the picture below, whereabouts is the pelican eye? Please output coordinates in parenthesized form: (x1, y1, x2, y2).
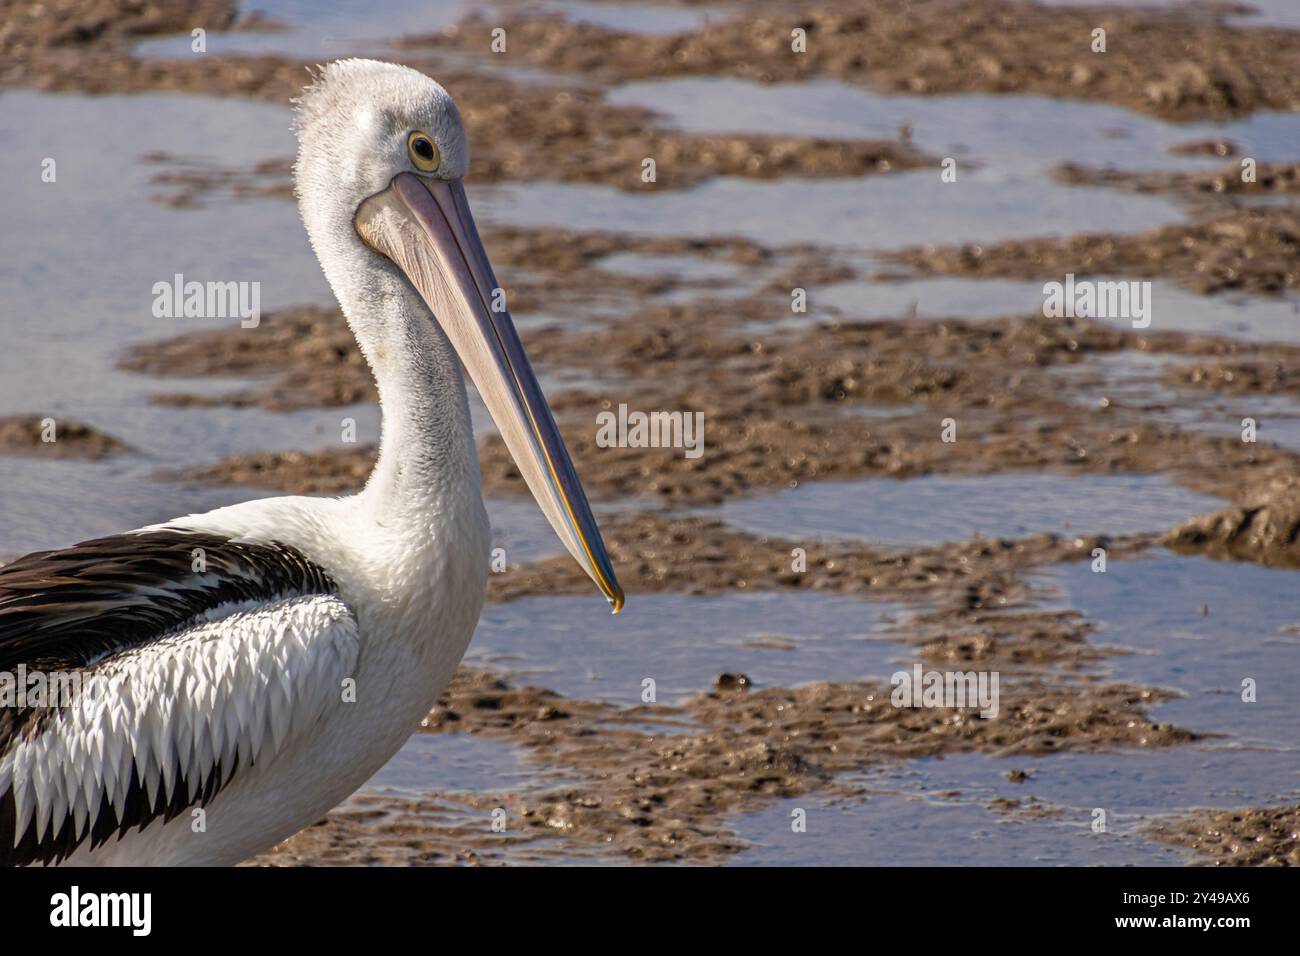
(407, 131, 440, 173)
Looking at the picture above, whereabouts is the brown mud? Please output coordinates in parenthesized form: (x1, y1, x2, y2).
(1164, 358, 1300, 398)
(257, 664, 1196, 865)
(1168, 139, 1240, 159)
(147, 300, 1300, 513)
(0, 0, 236, 85)
(142, 152, 295, 210)
(14, 1, 1300, 125)
(487, 511, 1145, 612)
(119, 306, 376, 411)
(883, 204, 1300, 297)
(1145, 805, 1300, 866)
(0, 415, 131, 460)
(1165, 476, 1300, 569)
(1053, 160, 1300, 200)
(412, 1, 1300, 121)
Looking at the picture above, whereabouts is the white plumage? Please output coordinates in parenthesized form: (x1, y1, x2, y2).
(5, 595, 359, 853)
(0, 59, 621, 866)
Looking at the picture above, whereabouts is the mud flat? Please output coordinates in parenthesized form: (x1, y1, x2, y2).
(152, 301, 1300, 512)
(0, 415, 130, 460)
(882, 204, 1300, 297)
(487, 511, 1150, 610)
(1054, 159, 1300, 200)
(412, 0, 1300, 120)
(175, 389, 1300, 509)
(1145, 805, 1300, 865)
(0, 0, 304, 101)
(17, 0, 1300, 126)
(1165, 476, 1300, 568)
(119, 306, 376, 411)
(142, 152, 295, 209)
(140, 73, 931, 195)
(1165, 358, 1300, 398)
(256, 664, 1196, 865)
(4, 5, 932, 195)
(0, 0, 237, 85)
(251, 792, 567, 866)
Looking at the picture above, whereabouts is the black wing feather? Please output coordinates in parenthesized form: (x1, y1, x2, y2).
(0, 527, 337, 865)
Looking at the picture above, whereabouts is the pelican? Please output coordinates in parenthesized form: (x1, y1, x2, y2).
(0, 59, 623, 866)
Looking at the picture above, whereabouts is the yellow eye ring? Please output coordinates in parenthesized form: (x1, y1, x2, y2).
(407, 131, 440, 173)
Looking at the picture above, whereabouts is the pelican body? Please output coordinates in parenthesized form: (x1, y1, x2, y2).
(0, 60, 622, 866)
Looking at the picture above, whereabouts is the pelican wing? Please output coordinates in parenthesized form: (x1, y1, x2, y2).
(0, 529, 359, 866)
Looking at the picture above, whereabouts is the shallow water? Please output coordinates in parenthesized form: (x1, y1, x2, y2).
(821, 273, 1300, 343)
(608, 77, 1300, 172)
(1038, 0, 1300, 30)
(599, 251, 749, 284)
(602, 76, 1300, 346)
(0, 91, 319, 416)
(1053, 351, 1300, 453)
(730, 739, 1300, 866)
(730, 783, 1183, 866)
(132, 0, 472, 59)
(0, 455, 268, 557)
(474, 173, 1185, 249)
(484, 494, 568, 566)
(900, 747, 1300, 815)
(139, 0, 723, 58)
(706, 473, 1225, 548)
(819, 274, 1049, 322)
(1034, 550, 1300, 748)
(535, 0, 719, 34)
(1075, 279, 1300, 343)
(1180, 400, 1300, 453)
(467, 590, 905, 706)
(364, 731, 536, 797)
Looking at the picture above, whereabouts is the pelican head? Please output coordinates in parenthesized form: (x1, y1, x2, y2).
(294, 59, 622, 612)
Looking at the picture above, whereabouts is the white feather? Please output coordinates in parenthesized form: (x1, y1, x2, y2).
(9, 60, 500, 866)
(1, 595, 360, 855)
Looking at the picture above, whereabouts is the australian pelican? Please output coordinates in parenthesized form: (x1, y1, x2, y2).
(0, 59, 622, 866)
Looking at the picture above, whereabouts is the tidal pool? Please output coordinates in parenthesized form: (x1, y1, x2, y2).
(705, 473, 1225, 548)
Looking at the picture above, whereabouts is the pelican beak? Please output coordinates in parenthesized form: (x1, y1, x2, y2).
(355, 172, 623, 613)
